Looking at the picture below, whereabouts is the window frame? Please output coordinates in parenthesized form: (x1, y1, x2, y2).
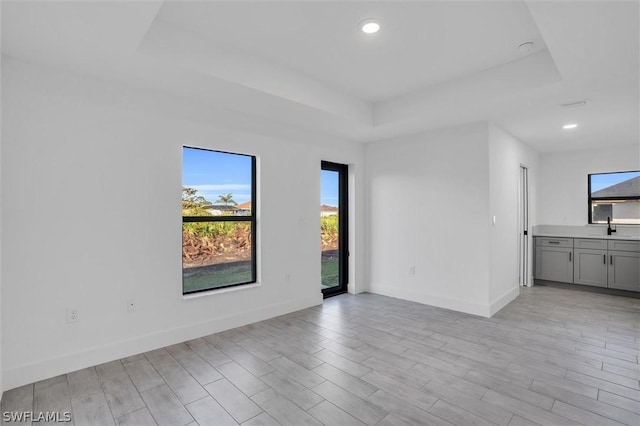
(182, 146, 257, 295)
(587, 170, 640, 225)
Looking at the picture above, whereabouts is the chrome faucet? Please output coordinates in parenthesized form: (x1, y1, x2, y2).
(607, 216, 616, 235)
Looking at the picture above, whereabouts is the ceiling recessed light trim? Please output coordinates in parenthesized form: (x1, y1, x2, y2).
(360, 19, 380, 34)
(563, 123, 578, 129)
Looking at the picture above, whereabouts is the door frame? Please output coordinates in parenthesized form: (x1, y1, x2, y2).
(519, 165, 530, 287)
(321, 161, 349, 298)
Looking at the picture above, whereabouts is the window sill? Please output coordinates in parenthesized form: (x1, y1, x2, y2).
(182, 282, 261, 300)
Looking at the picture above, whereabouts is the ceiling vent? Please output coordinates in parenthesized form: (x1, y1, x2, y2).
(517, 41, 535, 53)
(560, 100, 589, 109)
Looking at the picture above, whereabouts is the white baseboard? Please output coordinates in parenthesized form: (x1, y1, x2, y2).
(367, 283, 491, 317)
(489, 286, 520, 316)
(3, 295, 322, 391)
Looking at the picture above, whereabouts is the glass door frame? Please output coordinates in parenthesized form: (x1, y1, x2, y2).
(321, 161, 349, 298)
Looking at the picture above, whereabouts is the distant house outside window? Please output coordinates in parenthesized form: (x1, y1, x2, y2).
(588, 171, 640, 225)
(182, 147, 257, 294)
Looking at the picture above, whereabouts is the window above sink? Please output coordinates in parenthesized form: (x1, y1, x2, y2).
(588, 170, 640, 225)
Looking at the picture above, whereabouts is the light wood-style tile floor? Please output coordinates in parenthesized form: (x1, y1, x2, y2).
(2, 286, 639, 426)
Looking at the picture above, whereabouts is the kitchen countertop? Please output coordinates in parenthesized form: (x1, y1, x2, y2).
(533, 233, 640, 241)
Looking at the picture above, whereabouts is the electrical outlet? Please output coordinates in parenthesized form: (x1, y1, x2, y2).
(285, 274, 291, 282)
(409, 266, 416, 275)
(127, 299, 136, 312)
(67, 308, 79, 323)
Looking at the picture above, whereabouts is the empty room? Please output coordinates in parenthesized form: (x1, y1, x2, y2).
(1, 1, 639, 425)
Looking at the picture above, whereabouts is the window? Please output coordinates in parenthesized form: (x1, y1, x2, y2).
(182, 147, 256, 294)
(588, 170, 640, 225)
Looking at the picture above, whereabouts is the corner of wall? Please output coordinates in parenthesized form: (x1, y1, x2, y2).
(365, 122, 493, 317)
(367, 282, 492, 317)
(489, 287, 520, 317)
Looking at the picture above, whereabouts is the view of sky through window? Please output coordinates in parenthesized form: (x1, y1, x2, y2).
(590, 171, 640, 193)
(182, 147, 252, 204)
(184, 147, 340, 206)
(321, 170, 339, 207)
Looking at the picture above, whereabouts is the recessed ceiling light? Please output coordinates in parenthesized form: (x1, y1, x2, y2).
(563, 123, 578, 129)
(360, 19, 380, 34)
(517, 41, 534, 53)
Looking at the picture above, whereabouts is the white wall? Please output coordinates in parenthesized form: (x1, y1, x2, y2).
(1, 58, 365, 390)
(488, 124, 538, 314)
(538, 145, 640, 226)
(366, 123, 493, 316)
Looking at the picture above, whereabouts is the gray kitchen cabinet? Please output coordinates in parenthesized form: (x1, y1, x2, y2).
(573, 239, 607, 287)
(535, 238, 573, 283)
(534, 237, 639, 292)
(607, 240, 640, 291)
(573, 248, 608, 287)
